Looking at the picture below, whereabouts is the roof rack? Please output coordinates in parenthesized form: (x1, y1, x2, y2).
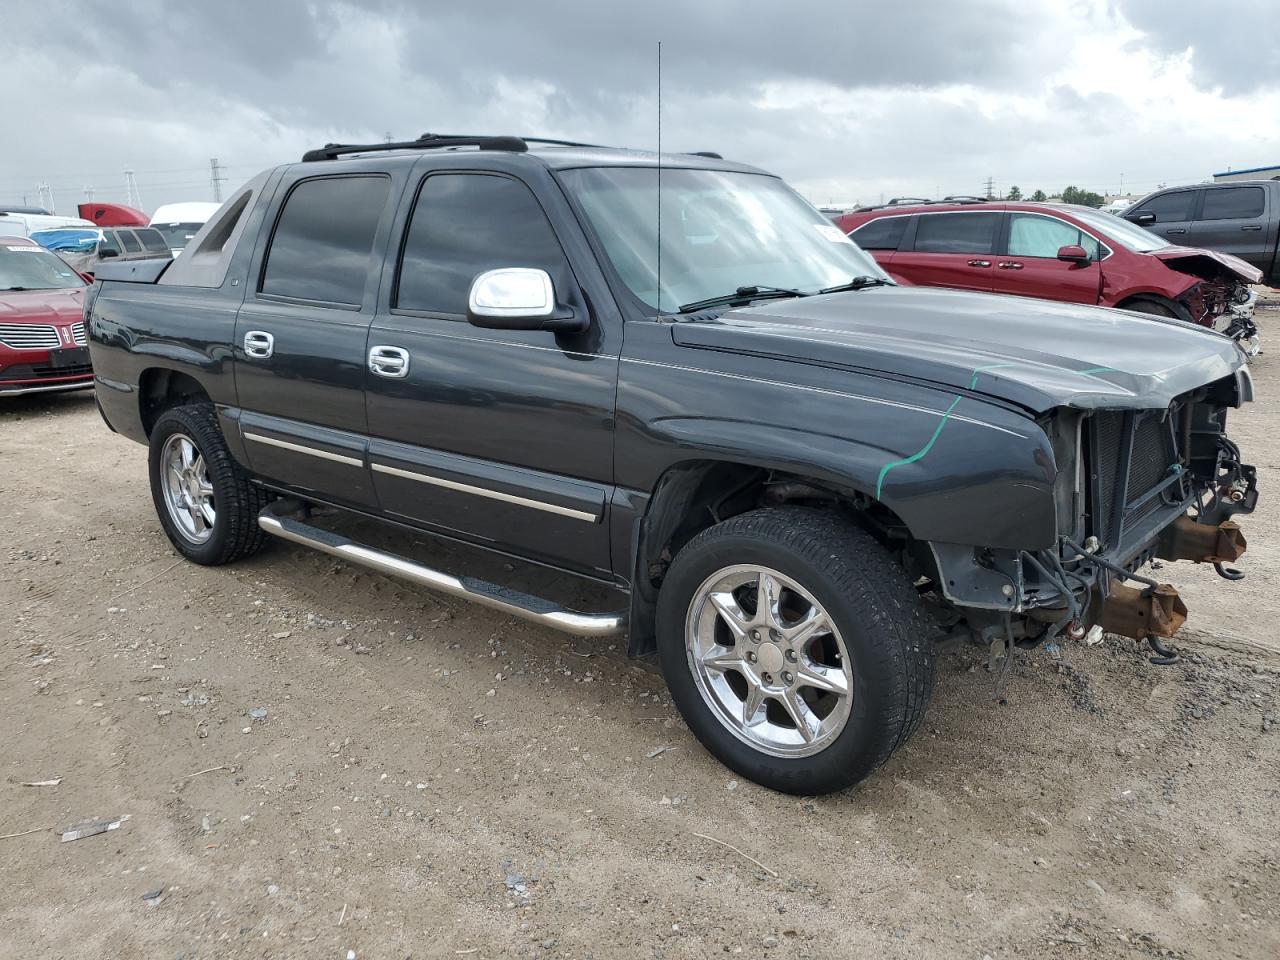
(302, 133, 529, 162)
(852, 195, 991, 213)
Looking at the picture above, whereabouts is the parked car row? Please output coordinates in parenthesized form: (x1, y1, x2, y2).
(836, 198, 1262, 354)
(28, 225, 172, 276)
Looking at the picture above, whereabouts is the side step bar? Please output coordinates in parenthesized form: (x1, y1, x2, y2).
(257, 502, 627, 638)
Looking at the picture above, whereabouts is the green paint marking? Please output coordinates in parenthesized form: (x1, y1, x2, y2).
(1078, 366, 1116, 375)
(968, 363, 1019, 389)
(875, 395, 962, 500)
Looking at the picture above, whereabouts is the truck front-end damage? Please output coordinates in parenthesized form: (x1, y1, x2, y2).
(932, 369, 1256, 661)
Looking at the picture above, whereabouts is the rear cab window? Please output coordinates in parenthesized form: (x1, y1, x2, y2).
(849, 216, 907, 251)
(118, 230, 142, 254)
(910, 212, 1001, 254)
(136, 228, 171, 255)
(1199, 186, 1265, 221)
(260, 175, 391, 306)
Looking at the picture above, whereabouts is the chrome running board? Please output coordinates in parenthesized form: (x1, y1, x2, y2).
(257, 502, 627, 638)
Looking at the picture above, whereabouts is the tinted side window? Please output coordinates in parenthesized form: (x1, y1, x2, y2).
(850, 217, 907, 250)
(261, 175, 390, 305)
(137, 228, 170, 254)
(118, 230, 142, 253)
(912, 212, 1000, 254)
(98, 231, 121, 256)
(1008, 214, 1100, 259)
(396, 173, 566, 315)
(1130, 191, 1194, 223)
(1200, 186, 1265, 221)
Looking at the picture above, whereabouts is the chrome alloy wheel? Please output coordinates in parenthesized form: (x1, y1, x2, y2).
(685, 564, 854, 758)
(160, 433, 216, 544)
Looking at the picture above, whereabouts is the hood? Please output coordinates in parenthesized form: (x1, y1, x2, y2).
(1149, 245, 1263, 284)
(671, 286, 1248, 413)
(0, 287, 86, 324)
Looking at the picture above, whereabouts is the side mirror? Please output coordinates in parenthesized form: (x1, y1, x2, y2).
(98, 248, 119, 259)
(1129, 212, 1156, 225)
(1056, 244, 1091, 264)
(466, 268, 586, 333)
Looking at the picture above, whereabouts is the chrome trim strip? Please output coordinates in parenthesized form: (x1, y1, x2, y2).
(0, 380, 94, 396)
(244, 432, 364, 467)
(371, 462, 599, 523)
(258, 502, 625, 637)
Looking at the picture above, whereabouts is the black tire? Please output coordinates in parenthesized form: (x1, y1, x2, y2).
(656, 507, 935, 794)
(148, 403, 270, 565)
(1122, 298, 1181, 320)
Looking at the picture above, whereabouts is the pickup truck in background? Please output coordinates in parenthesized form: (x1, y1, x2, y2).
(1125, 180, 1280, 287)
(85, 135, 1258, 795)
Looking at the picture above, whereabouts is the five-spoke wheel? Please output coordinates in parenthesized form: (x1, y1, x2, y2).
(160, 432, 216, 544)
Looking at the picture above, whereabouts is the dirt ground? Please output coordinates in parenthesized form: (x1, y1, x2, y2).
(2, 316, 1278, 960)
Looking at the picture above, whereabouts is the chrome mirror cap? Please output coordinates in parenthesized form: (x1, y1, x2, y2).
(468, 267, 555, 318)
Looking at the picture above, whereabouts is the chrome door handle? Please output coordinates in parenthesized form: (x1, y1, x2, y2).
(1166, 228, 1186, 234)
(243, 330, 274, 358)
(1242, 224, 1263, 231)
(997, 261, 1024, 269)
(967, 259, 992, 267)
(369, 345, 410, 379)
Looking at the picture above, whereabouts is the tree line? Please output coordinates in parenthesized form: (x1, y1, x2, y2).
(1001, 185, 1106, 206)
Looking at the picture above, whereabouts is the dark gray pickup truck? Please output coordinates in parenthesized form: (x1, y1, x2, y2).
(86, 134, 1257, 794)
(1126, 179, 1280, 286)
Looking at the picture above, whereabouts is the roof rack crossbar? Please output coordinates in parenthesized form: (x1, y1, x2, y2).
(301, 133, 529, 162)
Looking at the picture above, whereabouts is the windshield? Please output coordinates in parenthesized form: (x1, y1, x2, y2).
(151, 222, 205, 250)
(559, 167, 890, 312)
(0, 239, 87, 289)
(1070, 207, 1171, 253)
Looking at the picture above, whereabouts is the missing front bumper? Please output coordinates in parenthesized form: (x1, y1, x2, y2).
(1097, 581, 1188, 639)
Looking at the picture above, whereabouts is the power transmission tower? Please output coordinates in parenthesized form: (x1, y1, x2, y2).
(984, 176, 995, 200)
(38, 180, 55, 214)
(124, 169, 142, 209)
(209, 158, 226, 202)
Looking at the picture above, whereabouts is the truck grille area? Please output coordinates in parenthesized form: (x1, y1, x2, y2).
(1088, 409, 1183, 548)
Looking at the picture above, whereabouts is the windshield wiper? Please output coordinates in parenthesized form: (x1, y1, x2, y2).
(819, 276, 893, 294)
(4, 286, 32, 291)
(678, 285, 808, 314)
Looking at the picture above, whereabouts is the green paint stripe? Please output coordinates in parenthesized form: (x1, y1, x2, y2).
(875, 395, 962, 500)
(1078, 366, 1116, 376)
(968, 363, 1019, 389)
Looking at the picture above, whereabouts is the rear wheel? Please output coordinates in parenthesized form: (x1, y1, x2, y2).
(656, 507, 936, 794)
(148, 403, 270, 565)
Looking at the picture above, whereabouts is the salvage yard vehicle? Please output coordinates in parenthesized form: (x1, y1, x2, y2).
(149, 201, 223, 257)
(86, 135, 1257, 794)
(0, 237, 93, 396)
(1125, 180, 1280, 287)
(29, 226, 172, 276)
(836, 199, 1263, 354)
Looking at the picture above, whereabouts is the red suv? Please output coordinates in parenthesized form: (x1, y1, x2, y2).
(835, 200, 1262, 350)
(0, 237, 93, 397)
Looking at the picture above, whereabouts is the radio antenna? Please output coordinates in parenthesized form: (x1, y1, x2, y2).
(656, 39, 663, 316)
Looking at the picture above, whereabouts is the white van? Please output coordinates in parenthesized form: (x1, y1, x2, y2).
(0, 210, 97, 238)
(149, 202, 223, 256)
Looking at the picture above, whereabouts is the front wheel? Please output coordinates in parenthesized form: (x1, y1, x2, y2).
(656, 507, 936, 794)
(148, 403, 270, 565)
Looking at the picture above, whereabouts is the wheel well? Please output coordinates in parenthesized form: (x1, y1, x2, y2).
(625, 460, 912, 657)
(1117, 294, 1187, 321)
(139, 369, 211, 437)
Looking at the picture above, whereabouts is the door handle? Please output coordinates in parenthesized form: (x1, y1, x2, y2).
(997, 261, 1024, 269)
(369, 345, 410, 379)
(243, 330, 274, 359)
(1242, 224, 1263, 231)
(1165, 228, 1186, 234)
(967, 259, 992, 267)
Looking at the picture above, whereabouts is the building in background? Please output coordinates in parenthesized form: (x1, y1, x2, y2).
(1214, 165, 1280, 183)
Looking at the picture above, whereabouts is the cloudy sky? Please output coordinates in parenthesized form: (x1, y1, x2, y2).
(2, 0, 1278, 216)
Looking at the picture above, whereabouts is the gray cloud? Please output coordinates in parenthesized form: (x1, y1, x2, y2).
(1118, 0, 1280, 95)
(1, 1, 1277, 214)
